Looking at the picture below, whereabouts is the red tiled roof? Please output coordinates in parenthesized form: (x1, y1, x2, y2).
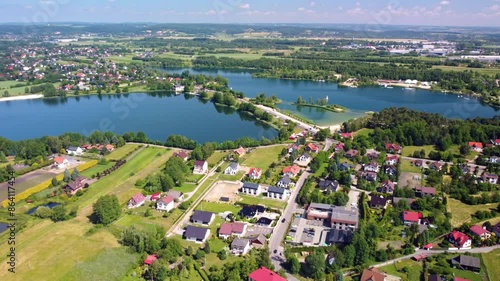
(283, 165, 301, 175)
(403, 211, 422, 222)
(385, 143, 401, 151)
(360, 268, 386, 281)
(159, 195, 174, 205)
(449, 230, 470, 246)
(248, 267, 286, 281)
(423, 243, 433, 249)
(307, 143, 319, 151)
(144, 254, 157, 265)
(340, 132, 352, 138)
(234, 147, 246, 155)
(151, 192, 161, 200)
(469, 225, 489, 236)
(454, 277, 471, 281)
(249, 167, 262, 176)
(54, 156, 66, 164)
(131, 193, 146, 204)
(219, 223, 233, 236)
(386, 155, 399, 162)
(468, 142, 483, 148)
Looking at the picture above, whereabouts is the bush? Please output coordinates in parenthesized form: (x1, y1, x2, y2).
(217, 250, 227, 260)
(34, 206, 53, 219)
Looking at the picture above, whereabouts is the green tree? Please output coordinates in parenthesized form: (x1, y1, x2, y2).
(303, 249, 326, 281)
(0, 151, 7, 163)
(63, 169, 71, 182)
(50, 205, 67, 222)
(143, 260, 167, 281)
(34, 206, 53, 219)
(51, 177, 58, 186)
(92, 195, 121, 225)
(3, 91, 10, 97)
(24, 87, 29, 94)
(288, 256, 300, 274)
(71, 168, 80, 180)
(217, 250, 227, 260)
(315, 128, 330, 141)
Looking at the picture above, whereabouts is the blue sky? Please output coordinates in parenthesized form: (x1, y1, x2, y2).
(2, 0, 500, 26)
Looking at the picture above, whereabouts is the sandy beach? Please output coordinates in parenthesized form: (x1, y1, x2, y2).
(0, 94, 44, 102)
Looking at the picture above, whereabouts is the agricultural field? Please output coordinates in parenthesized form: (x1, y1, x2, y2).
(241, 145, 286, 170)
(0, 170, 54, 201)
(106, 144, 142, 161)
(432, 65, 500, 75)
(447, 198, 499, 227)
(482, 249, 500, 281)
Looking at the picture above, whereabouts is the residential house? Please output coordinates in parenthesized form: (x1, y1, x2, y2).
(385, 155, 399, 166)
(468, 142, 483, 152)
(156, 196, 175, 212)
(307, 203, 359, 230)
(493, 139, 500, 146)
(338, 162, 352, 171)
(173, 84, 185, 92)
(385, 165, 397, 176)
(447, 230, 472, 248)
(218, 222, 247, 239)
(64, 176, 88, 195)
(345, 149, 359, 158)
(247, 167, 262, 180)
(413, 160, 423, 167)
(53, 156, 69, 169)
(381, 180, 395, 193)
(231, 238, 251, 255)
(282, 165, 301, 177)
(340, 132, 353, 139)
(255, 217, 272, 226)
(364, 162, 380, 173)
(385, 143, 402, 154)
(326, 228, 353, 245)
(489, 156, 499, 164)
(144, 254, 157, 266)
(234, 146, 246, 157)
(241, 182, 262, 196)
(184, 225, 210, 243)
(193, 160, 208, 174)
(276, 176, 292, 188)
(66, 146, 83, 156)
(360, 267, 386, 281)
(150, 192, 161, 201)
(249, 234, 266, 248)
(306, 143, 320, 153)
(318, 180, 339, 193)
(481, 173, 498, 184)
(239, 205, 265, 219)
(365, 171, 378, 182)
(105, 144, 115, 151)
(469, 225, 491, 240)
(493, 221, 500, 237)
(369, 196, 388, 209)
(298, 153, 311, 162)
(128, 193, 146, 209)
(451, 255, 480, 272)
(191, 210, 215, 225)
(430, 161, 442, 171)
(167, 190, 183, 201)
(367, 152, 379, 161)
(224, 162, 239, 175)
(403, 211, 422, 225)
(334, 142, 345, 153)
(428, 275, 442, 281)
(248, 267, 286, 281)
(173, 151, 189, 161)
(415, 186, 437, 197)
(288, 143, 301, 153)
(267, 186, 289, 200)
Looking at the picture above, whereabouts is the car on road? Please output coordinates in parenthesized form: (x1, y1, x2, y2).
(281, 218, 286, 223)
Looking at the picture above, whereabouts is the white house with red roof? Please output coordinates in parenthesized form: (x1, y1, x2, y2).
(385, 143, 402, 154)
(247, 167, 262, 180)
(493, 139, 500, 146)
(385, 155, 399, 166)
(481, 173, 498, 185)
(218, 222, 247, 239)
(468, 142, 483, 152)
(447, 230, 472, 249)
(248, 267, 286, 281)
(403, 211, 422, 225)
(53, 156, 69, 169)
(469, 225, 491, 240)
(150, 192, 161, 201)
(128, 193, 146, 209)
(193, 160, 208, 174)
(156, 195, 175, 212)
(282, 165, 301, 177)
(306, 143, 320, 153)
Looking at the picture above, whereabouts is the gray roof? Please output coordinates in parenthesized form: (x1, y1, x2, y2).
(167, 190, 183, 199)
(243, 182, 260, 190)
(326, 229, 353, 244)
(184, 225, 209, 240)
(231, 238, 250, 248)
(330, 206, 359, 224)
(67, 146, 79, 151)
(268, 186, 286, 194)
(318, 180, 338, 190)
(278, 176, 291, 185)
(302, 152, 310, 158)
(228, 162, 239, 170)
(309, 202, 335, 211)
(370, 196, 388, 207)
(451, 255, 480, 269)
(191, 210, 214, 223)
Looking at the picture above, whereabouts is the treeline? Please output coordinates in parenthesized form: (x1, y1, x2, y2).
(343, 108, 500, 151)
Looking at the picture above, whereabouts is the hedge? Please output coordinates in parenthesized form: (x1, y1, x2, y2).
(194, 262, 210, 281)
(1, 160, 98, 207)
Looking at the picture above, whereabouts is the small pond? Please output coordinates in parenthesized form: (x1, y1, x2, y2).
(27, 202, 61, 215)
(0, 222, 8, 233)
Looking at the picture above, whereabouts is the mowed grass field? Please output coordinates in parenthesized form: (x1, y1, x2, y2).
(432, 65, 500, 75)
(241, 145, 286, 170)
(0, 147, 173, 281)
(447, 198, 499, 227)
(106, 144, 141, 161)
(401, 145, 435, 157)
(196, 201, 242, 214)
(483, 249, 500, 281)
(400, 159, 422, 173)
(239, 195, 286, 209)
(380, 259, 422, 281)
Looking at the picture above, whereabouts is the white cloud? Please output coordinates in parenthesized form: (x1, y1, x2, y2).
(310, 1, 316, 6)
(298, 7, 305, 11)
(39, 0, 55, 4)
(238, 10, 275, 16)
(490, 4, 500, 11)
(206, 10, 217, 15)
(338, 6, 343, 11)
(240, 3, 250, 9)
(440, 1, 450, 5)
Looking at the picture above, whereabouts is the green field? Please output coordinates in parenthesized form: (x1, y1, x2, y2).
(196, 201, 242, 214)
(106, 144, 141, 161)
(401, 145, 435, 157)
(355, 128, 374, 138)
(106, 55, 136, 63)
(380, 259, 422, 281)
(173, 182, 198, 193)
(241, 145, 286, 170)
(447, 198, 499, 227)
(207, 151, 229, 166)
(80, 162, 114, 178)
(239, 195, 286, 210)
(432, 65, 500, 76)
(218, 170, 246, 181)
(0, 80, 26, 89)
(400, 159, 423, 173)
(483, 249, 500, 281)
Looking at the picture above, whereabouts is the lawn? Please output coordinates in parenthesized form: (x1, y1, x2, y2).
(114, 214, 161, 232)
(313, 163, 328, 177)
(380, 259, 422, 281)
(401, 145, 435, 158)
(208, 238, 228, 253)
(80, 162, 114, 178)
(482, 249, 500, 281)
(106, 144, 142, 161)
(447, 198, 499, 227)
(432, 65, 500, 76)
(241, 145, 287, 170)
(196, 201, 242, 214)
(173, 182, 198, 193)
(218, 171, 246, 181)
(0, 80, 26, 89)
(207, 151, 229, 166)
(239, 195, 287, 210)
(400, 159, 423, 173)
(162, 208, 184, 231)
(205, 252, 241, 268)
(355, 128, 374, 138)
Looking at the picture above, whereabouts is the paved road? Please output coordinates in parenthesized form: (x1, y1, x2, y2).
(269, 171, 310, 272)
(323, 138, 335, 152)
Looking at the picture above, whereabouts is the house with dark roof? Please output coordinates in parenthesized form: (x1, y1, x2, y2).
(64, 176, 88, 195)
(224, 162, 239, 175)
(451, 255, 480, 272)
(481, 173, 498, 184)
(184, 225, 210, 243)
(492, 221, 500, 237)
(267, 186, 289, 200)
(345, 149, 359, 158)
(193, 160, 208, 174)
(191, 210, 215, 225)
(241, 182, 262, 196)
(173, 151, 189, 161)
(318, 180, 339, 193)
(276, 175, 292, 188)
(248, 267, 286, 281)
(239, 205, 265, 219)
(218, 222, 247, 239)
(369, 196, 388, 209)
(66, 146, 83, 156)
(256, 217, 273, 226)
(469, 225, 491, 240)
(360, 267, 386, 281)
(447, 230, 472, 249)
(428, 274, 442, 281)
(338, 162, 352, 171)
(128, 193, 146, 209)
(231, 238, 251, 255)
(249, 234, 267, 248)
(415, 186, 437, 197)
(385, 165, 397, 176)
(326, 228, 353, 245)
(298, 153, 311, 162)
(365, 171, 378, 182)
(367, 152, 379, 161)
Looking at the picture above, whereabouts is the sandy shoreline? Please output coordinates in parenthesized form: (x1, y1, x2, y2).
(0, 94, 44, 102)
